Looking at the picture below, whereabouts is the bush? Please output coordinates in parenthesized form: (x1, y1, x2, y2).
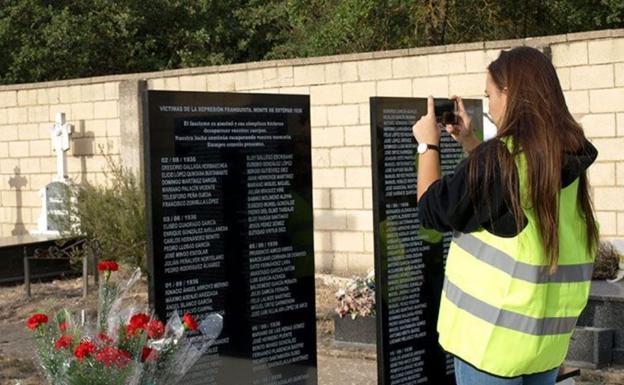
(59, 155, 146, 272)
(592, 241, 621, 280)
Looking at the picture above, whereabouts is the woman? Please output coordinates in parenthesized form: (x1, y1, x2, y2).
(412, 46, 599, 385)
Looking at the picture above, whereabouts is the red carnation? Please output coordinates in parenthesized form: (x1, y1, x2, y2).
(147, 319, 165, 339)
(127, 313, 151, 335)
(97, 333, 113, 344)
(96, 346, 132, 368)
(141, 346, 159, 362)
(26, 313, 49, 330)
(97, 260, 119, 272)
(182, 313, 198, 331)
(54, 335, 73, 350)
(74, 340, 97, 361)
(59, 322, 67, 332)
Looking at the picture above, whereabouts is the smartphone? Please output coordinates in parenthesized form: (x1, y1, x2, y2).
(434, 99, 458, 125)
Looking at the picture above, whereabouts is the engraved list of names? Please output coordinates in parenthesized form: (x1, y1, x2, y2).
(144, 91, 317, 385)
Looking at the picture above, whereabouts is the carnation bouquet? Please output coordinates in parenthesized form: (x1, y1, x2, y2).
(26, 260, 223, 385)
(335, 270, 376, 319)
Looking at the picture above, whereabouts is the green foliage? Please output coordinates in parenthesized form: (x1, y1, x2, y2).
(60, 155, 146, 272)
(1, 0, 624, 84)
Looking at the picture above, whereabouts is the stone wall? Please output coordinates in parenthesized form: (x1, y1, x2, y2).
(1, 29, 623, 274)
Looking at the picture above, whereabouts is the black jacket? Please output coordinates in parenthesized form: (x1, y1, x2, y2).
(418, 139, 598, 237)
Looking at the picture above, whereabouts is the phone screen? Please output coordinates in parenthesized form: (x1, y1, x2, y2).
(434, 100, 458, 125)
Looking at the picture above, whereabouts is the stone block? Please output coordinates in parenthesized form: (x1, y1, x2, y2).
(588, 38, 624, 64)
(346, 210, 373, 231)
(362, 188, 373, 210)
(49, 104, 71, 122)
(314, 209, 347, 230)
(552, 41, 588, 67)
(93, 101, 118, 119)
(69, 85, 82, 103)
(327, 105, 359, 126)
(616, 63, 624, 87)
(279, 86, 310, 95)
(342, 82, 376, 104)
(164, 77, 180, 90)
(2, 124, 18, 142)
(47, 88, 61, 104)
(0, 90, 17, 107)
(564, 90, 589, 114)
(29, 140, 51, 157)
(617, 162, 624, 185)
(331, 189, 364, 209)
(310, 84, 342, 106)
(81, 84, 106, 101)
(106, 119, 121, 137)
(581, 113, 616, 137)
(294, 64, 325, 86)
(580, 281, 624, 349)
(413, 76, 449, 97)
(566, 327, 613, 369)
(592, 137, 624, 161)
(357, 59, 392, 81)
(392, 56, 429, 78)
(277, 66, 294, 87)
(346, 167, 372, 188)
(359, 103, 370, 125)
(556, 67, 571, 90)
(28, 105, 50, 123)
(364, 232, 374, 253)
(449, 73, 485, 97)
(246, 69, 264, 89)
(17, 89, 37, 106)
(312, 148, 330, 168)
(0, 142, 7, 157)
(594, 187, 624, 210)
(344, 125, 371, 146)
(311, 127, 344, 148)
(0, 109, 7, 125)
(313, 168, 345, 188)
(325, 62, 358, 83)
(589, 162, 616, 185)
(596, 211, 617, 236)
(71, 102, 94, 120)
(104, 81, 119, 100)
(429, 52, 466, 75)
(330, 147, 363, 167)
(9, 141, 29, 158)
(571, 65, 614, 90)
(314, 230, 332, 251)
(18, 157, 39, 174)
(313, 188, 331, 209)
(311, 106, 327, 128)
(589, 88, 624, 112)
(260, 68, 278, 88)
(332, 231, 364, 252)
(377, 79, 412, 97)
(179, 75, 207, 91)
(346, 252, 374, 272)
(18, 123, 40, 140)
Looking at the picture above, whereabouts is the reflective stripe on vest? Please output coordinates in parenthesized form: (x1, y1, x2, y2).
(443, 276, 578, 336)
(453, 232, 594, 283)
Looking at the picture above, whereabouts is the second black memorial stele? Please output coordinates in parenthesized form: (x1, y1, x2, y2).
(370, 96, 484, 385)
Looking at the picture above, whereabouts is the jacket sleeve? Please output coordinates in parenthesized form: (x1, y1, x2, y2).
(417, 153, 511, 234)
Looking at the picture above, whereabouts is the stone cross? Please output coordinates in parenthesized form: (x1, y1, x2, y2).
(51, 112, 73, 181)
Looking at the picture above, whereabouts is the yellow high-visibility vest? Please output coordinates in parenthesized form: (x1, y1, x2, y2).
(437, 140, 595, 377)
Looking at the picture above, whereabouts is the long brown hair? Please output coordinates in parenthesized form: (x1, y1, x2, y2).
(468, 46, 599, 272)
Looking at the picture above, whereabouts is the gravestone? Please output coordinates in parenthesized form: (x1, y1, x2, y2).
(370, 97, 484, 385)
(35, 112, 73, 235)
(144, 91, 317, 385)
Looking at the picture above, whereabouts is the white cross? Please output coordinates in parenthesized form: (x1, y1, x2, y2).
(51, 112, 73, 181)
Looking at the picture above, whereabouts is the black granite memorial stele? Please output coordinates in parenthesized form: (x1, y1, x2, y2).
(144, 91, 317, 385)
(370, 97, 483, 385)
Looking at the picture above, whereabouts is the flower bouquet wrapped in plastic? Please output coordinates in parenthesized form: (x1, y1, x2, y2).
(26, 261, 223, 385)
